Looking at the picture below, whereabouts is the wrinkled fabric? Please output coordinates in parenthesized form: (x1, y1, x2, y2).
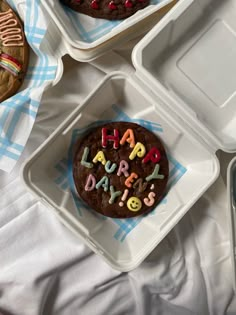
(0, 42, 235, 315)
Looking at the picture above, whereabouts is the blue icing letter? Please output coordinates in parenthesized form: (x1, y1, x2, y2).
(96, 176, 109, 192)
(105, 160, 117, 174)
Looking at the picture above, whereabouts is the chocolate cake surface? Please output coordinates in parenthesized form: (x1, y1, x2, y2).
(0, 0, 29, 102)
(60, 0, 150, 20)
(72, 122, 169, 218)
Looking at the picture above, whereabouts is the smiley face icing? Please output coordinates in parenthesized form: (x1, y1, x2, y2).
(127, 197, 142, 212)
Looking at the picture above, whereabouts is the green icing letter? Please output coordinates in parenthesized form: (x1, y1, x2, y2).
(145, 164, 165, 182)
(81, 147, 93, 169)
(109, 186, 122, 204)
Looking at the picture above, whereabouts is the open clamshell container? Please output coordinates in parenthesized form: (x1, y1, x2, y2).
(22, 0, 236, 271)
(227, 156, 236, 290)
(39, 0, 176, 61)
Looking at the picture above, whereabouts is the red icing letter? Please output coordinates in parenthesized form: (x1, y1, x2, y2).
(102, 128, 120, 149)
(142, 147, 161, 164)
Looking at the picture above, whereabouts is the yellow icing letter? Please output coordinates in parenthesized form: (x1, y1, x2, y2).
(92, 151, 107, 165)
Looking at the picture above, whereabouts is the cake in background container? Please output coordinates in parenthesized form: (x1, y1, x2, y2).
(60, 0, 150, 20)
(40, 0, 176, 53)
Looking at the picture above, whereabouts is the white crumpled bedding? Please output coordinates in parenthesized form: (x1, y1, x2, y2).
(0, 39, 236, 315)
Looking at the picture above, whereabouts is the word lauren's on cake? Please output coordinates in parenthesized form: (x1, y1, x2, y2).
(80, 127, 165, 212)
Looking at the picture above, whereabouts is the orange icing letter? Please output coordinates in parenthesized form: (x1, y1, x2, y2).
(120, 129, 135, 148)
(125, 172, 138, 188)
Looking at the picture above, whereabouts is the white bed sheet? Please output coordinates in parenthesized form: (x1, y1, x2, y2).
(0, 38, 236, 315)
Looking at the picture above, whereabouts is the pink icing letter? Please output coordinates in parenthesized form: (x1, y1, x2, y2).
(85, 174, 96, 191)
(117, 160, 129, 177)
(144, 192, 156, 206)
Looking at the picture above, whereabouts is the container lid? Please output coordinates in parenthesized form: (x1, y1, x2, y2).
(132, 0, 236, 153)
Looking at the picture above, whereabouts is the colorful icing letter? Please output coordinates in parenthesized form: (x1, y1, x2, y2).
(120, 129, 135, 148)
(117, 160, 129, 177)
(129, 142, 146, 160)
(144, 192, 156, 206)
(133, 178, 148, 193)
(109, 186, 122, 204)
(125, 172, 138, 188)
(102, 128, 119, 149)
(127, 197, 142, 212)
(93, 151, 107, 165)
(85, 174, 96, 191)
(142, 147, 161, 164)
(81, 147, 93, 168)
(146, 164, 165, 182)
(105, 160, 117, 174)
(96, 176, 109, 192)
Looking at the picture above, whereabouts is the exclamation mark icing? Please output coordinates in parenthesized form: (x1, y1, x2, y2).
(119, 189, 129, 207)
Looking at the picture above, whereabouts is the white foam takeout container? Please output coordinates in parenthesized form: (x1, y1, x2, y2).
(22, 0, 236, 271)
(39, 0, 176, 61)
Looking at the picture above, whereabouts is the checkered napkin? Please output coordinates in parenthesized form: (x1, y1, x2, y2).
(53, 105, 187, 242)
(61, 0, 168, 43)
(0, 0, 58, 172)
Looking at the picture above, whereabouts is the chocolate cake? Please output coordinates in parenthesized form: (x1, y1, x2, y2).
(0, 0, 29, 103)
(72, 122, 169, 218)
(60, 0, 150, 20)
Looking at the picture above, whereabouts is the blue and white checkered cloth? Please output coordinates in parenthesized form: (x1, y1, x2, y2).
(54, 105, 187, 242)
(0, 0, 58, 172)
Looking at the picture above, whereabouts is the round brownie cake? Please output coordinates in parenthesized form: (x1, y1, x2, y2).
(72, 122, 169, 218)
(60, 0, 150, 20)
(0, 0, 29, 102)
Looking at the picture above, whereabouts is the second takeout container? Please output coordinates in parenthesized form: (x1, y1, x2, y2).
(22, 0, 236, 271)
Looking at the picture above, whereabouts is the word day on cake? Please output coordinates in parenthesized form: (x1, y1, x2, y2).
(0, 0, 29, 102)
(72, 122, 169, 218)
